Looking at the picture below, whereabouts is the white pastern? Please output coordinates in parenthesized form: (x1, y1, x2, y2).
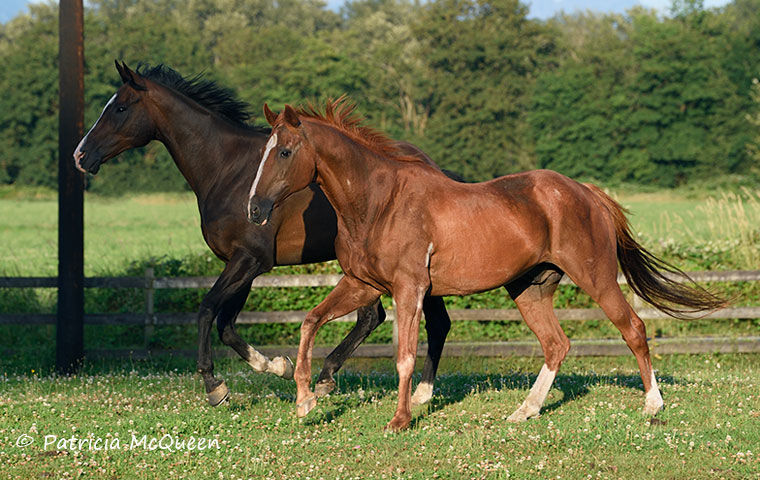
(644, 371, 664, 415)
(249, 133, 278, 198)
(245, 345, 270, 372)
(508, 364, 557, 422)
(411, 381, 434, 407)
(73, 94, 117, 171)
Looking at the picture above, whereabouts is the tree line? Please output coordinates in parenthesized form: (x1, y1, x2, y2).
(1, 0, 759, 194)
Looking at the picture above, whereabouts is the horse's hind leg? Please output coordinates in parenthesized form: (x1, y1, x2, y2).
(505, 266, 569, 422)
(595, 286, 662, 415)
(314, 300, 387, 397)
(562, 263, 663, 416)
(411, 296, 451, 407)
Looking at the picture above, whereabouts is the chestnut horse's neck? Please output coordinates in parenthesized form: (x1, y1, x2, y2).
(306, 120, 403, 234)
(148, 85, 267, 200)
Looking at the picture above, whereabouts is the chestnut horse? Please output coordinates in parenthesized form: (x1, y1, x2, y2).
(247, 99, 725, 431)
(73, 62, 453, 407)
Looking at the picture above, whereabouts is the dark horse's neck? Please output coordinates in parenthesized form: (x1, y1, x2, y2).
(149, 86, 267, 202)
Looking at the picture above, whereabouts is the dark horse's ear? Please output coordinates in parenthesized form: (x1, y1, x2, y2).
(114, 60, 129, 83)
(115, 60, 146, 91)
(263, 103, 278, 126)
(283, 104, 301, 129)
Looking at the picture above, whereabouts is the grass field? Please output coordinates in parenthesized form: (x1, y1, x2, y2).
(2, 189, 760, 478)
(1, 354, 758, 479)
(0, 191, 206, 277)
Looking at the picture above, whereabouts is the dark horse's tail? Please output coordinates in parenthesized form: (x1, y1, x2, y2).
(584, 183, 727, 318)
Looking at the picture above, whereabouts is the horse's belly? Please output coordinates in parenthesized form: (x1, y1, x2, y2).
(428, 244, 538, 296)
(426, 205, 545, 296)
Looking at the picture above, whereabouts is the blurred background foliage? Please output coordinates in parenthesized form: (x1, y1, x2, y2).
(1, 0, 759, 193)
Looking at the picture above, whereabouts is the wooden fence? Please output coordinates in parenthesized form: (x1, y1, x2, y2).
(2, 270, 760, 358)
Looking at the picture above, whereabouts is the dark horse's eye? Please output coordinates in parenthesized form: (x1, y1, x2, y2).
(116, 106, 127, 113)
(279, 149, 291, 158)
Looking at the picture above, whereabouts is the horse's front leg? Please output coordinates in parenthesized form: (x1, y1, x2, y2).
(314, 300, 386, 397)
(386, 283, 428, 431)
(295, 276, 381, 417)
(198, 251, 288, 406)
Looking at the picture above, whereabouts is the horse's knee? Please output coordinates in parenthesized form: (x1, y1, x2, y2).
(218, 323, 237, 346)
(300, 313, 320, 336)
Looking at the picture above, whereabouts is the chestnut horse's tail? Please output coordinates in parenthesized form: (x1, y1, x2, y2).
(584, 183, 727, 318)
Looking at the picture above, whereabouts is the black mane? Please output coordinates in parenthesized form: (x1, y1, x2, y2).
(137, 64, 262, 129)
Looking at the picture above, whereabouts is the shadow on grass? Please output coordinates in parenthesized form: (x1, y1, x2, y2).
(423, 370, 680, 414)
(225, 364, 685, 427)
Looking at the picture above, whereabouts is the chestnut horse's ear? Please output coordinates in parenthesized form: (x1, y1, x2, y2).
(283, 104, 301, 129)
(117, 61, 147, 91)
(263, 103, 278, 126)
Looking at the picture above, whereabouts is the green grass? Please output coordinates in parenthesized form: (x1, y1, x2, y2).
(1, 354, 758, 479)
(2, 189, 759, 478)
(0, 191, 205, 276)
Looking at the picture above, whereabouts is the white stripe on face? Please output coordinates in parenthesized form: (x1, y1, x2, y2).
(73, 94, 117, 170)
(249, 133, 278, 199)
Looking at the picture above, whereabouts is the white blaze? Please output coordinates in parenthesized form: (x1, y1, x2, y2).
(73, 94, 117, 171)
(249, 133, 278, 199)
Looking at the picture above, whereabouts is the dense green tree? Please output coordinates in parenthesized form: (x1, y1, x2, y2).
(530, 11, 634, 182)
(337, 0, 431, 138)
(0, 3, 59, 187)
(748, 78, 760, 168)
(531, 5, 751, 186)
(0, 0, 758, 191)
(412, 0, 556, 181)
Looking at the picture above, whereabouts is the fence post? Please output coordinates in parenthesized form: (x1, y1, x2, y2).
(144, 268, 155, 349)
(56, 0, 85, 374)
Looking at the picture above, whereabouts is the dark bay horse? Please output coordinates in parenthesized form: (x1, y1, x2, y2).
(72, 62, 452, 407)
(247, 99, 725, 431)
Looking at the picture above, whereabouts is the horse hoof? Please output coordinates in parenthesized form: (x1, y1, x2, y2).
(642, 402, 664, 416)
(207, 381, 230, 407)
(507, 403, 539, 422)
(296, 395, 317, 418)
(269, 356, 294, 380)
(384, 417, 411, 432)
(314, 379, 336, 397)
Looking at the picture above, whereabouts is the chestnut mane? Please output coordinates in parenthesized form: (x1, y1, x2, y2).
(293, 96, 423, 163)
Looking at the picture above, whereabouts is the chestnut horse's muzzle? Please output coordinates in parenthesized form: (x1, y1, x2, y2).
(247, 196, 274, 226)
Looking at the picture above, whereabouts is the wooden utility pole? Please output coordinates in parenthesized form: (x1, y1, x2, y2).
(57, 0, 85, 374)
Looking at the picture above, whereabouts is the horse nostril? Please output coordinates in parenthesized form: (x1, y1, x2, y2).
(250, 204, 260, 219)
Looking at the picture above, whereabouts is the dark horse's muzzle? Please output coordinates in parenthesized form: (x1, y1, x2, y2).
(74, 152, 103, 174)
(247, 196, 274, 226)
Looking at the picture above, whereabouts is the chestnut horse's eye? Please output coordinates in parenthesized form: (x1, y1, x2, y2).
(116, 106, 127, 113)
(279, 149, 291, 158)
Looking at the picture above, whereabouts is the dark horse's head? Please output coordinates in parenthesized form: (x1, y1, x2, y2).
(73, 61, 155, 174)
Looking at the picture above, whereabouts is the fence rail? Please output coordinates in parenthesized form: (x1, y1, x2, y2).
(2, 270, 760, 357)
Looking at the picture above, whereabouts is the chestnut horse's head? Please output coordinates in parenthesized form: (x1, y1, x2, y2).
(247, 104, 316, 226)
(73, 60, 155, 174)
